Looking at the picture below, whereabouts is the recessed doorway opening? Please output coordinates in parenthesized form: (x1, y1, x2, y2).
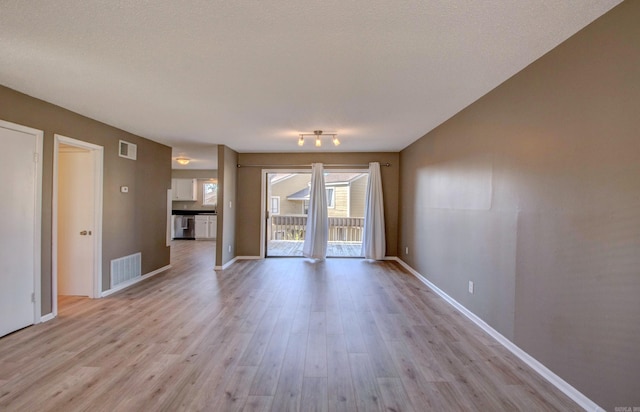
(264, 171, 368, 257)
(53, 135, 104, 317)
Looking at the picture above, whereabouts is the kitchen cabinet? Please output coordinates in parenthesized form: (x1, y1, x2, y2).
(195, 215, 217, 239)
(171, 178, 197, 201)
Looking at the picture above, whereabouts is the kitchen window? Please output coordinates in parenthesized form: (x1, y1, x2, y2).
(203, 181, 217, 206)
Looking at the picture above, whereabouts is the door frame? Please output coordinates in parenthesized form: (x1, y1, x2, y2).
(261, 169, 310, 258)
(52, 134, 104, 316)
(260, 168, 370, 258)
(0, 119, 43, 324)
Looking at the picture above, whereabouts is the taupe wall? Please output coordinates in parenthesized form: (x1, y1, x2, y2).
(171, 169, 218, 211)
(0, 85, 171, 312)
(236, 152, 399, 257)
(216, 146, 238, 266)
(399, 2, 639, 409)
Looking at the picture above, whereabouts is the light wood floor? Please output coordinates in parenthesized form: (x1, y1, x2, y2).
(0, 240, 580, 411)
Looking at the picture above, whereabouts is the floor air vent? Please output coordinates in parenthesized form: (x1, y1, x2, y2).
(110, 252, 142, 288)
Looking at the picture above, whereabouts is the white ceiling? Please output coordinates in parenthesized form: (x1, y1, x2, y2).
(172, 144, 218, 170)
(0, 1, 621, 154)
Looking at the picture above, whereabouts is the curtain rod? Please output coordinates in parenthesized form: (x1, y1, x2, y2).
(236, 162, 391, 168)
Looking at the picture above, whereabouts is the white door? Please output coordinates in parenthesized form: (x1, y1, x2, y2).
(57, 146, 95, 296)
(0, 123, 41, 337)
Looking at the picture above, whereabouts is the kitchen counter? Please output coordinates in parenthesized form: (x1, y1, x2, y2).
(172, 210, 217, 215)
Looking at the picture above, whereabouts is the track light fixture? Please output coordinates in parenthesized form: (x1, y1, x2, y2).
(298, 130, 339, 147)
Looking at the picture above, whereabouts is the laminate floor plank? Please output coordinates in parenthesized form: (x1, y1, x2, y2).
(0, 241, 581, 411)
(238, 307, 282, 367)
(326, 334, 357, 412)
(270, 332, 308, 412)
(52, 342, 163, 411)
(304, 311, 328, 378)
(177, 331, 255, 411)
(243, 395, 273, 412)
(377, 377, 416, 412)
(324, 309, 343, 336)
(353, 310, 398, 378)
(249, 313, 294, 396)
(348, 353, 385, 412)
(386, 338, 451, 411)
(300, 377, 329, 412)
(340, 311, 367, 354)
(214, 365, 259, 412)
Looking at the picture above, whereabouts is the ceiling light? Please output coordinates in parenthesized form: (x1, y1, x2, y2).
(297, 130, 339, 147)
(176, 157, 190, 165)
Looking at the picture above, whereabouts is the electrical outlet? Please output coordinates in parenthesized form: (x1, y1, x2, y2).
(405, 246, 409, 255)
(468, 281, 474, 294)
(228, 245, 231, 253)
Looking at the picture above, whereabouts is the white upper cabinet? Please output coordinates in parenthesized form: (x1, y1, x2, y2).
(171, 178, 197, 201)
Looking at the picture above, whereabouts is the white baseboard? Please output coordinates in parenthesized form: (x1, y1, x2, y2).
(101, 264, 171, 297)
(40, 313, 55, 323)
(215, 257, 238, 270)
(215, 256, 261, 270)
(390, 257, 604, 412)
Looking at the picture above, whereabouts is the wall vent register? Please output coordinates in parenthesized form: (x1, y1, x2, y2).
(119, 140, 137, 160)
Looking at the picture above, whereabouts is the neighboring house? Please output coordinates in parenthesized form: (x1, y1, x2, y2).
(269, 173, 368, 218)
(269, 173, 312, 216)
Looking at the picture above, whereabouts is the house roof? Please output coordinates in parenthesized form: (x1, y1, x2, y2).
(270, 174, 296, 184)
(287, 187, 310, 201)
(274, 172, 366, 185)
(285, 173, 367, 200)
(325, 173, 367, 184)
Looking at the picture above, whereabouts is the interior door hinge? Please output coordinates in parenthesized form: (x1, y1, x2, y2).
(31, 292, 35, 303)
(33, 153, 39, 163)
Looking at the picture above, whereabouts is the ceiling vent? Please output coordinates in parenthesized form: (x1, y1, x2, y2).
(119, 140, 137, 160)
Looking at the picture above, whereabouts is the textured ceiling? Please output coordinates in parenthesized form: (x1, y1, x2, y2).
(0, 0, 621, 154)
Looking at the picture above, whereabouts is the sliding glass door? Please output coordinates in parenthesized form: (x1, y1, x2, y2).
(265, 171, 368, 257)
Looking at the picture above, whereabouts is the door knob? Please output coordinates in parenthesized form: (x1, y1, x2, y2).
(80, 230, 88, 235)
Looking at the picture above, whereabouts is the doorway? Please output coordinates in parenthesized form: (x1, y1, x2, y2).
(0, 120, 43, 337)
(53, 135, 103, 316)
(263, 170, 368, 257)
